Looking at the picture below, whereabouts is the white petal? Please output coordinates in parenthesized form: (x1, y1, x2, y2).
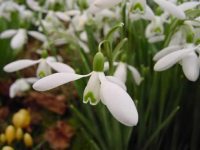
(11, 29, 27, 49)
(55, 12, 70, 22)
(36, 59, 52, 78)
(181, 52, 199, 81)
(114, 62, 127, 83)
(83, 72, 101, 105)
(25, 78, 38, 84)
(28, 31, 47, 42)
(179, 2, 200, 11)
(154, 0, 186, 19)
(106, 76, 127, 91)
(100, 77, 138, 126)
(93, 0, 121, 9)
(143, 6, 156, 20)
(33, 73, 90, 91)
(127, 66, 142, 85)
(148, 35, 165, 43)
(46, 60, 75, 73)
(4, 59, 40, 72)
(26, 0, 43, 11)
(0, 30, 17, 39)
(153, 45, 182, 61)
(154, 48, 194, 71)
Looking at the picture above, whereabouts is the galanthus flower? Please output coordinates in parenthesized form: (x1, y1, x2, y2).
(0, 29, 46, 50)
(9, 78, 38, 98)
(4, 55, 75, 78)
(154, 0, 186, 20)
(105, 62, 142, 85)
(129, 0, 155, 21)
(33, 52, 138, 126)
(154, 44, 200, 81)
(89, 0, 121, 13)
(145, 17, 165, 43)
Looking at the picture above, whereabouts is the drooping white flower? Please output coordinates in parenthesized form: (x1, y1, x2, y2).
(0, 29, 46, 50)
(105, 62, 142, 85)
(33, 52, 138, 126)
(4, 56, 75, 78)
(154, 0, 186, 20)
(145, 17, 165, 43)
(154, 44, 200, 81)
(9, 78, 38, 98)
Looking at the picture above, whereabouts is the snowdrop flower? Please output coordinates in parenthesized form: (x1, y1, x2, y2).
(145, 17, 165, 43)
(89, 0, 122, 13)
(0, 29, 46, 50)
(9, 78, 38, 98)
(4, 55, 75, 78)
(154, 44, 200, 81)
(154, 0, 186, 20)
(33, 52, 138, 126)
(105, 62, 142, 85)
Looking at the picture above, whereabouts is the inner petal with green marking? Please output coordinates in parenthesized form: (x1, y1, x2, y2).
(130, 3, 145, 14)
(84, 91, 98, 105)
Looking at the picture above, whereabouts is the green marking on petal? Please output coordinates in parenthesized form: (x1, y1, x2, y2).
(130, 3, 144, 14)
(39, 71, 46, 78)
(154, 27, 162, 34)
(84, 91, 98, 105)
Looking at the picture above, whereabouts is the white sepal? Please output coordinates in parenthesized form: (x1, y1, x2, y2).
(28, 31, 47, 42)
(128, 66, 142, 85)
(93, 0, 121, 9)
(179, 2, 200, 11)
(154, 0, 186, 19)
(114, 62, 127, 83)
(154, 48, 193, 71)
(4, 59, 41, 72)
(153, 45, 182, 61)
(181, 52, 199, 81)
(46, 59, 75, 73)
(11, 29, 27, 49)
(99, 75, 138, 126)
(106, 76, 127, 91)
(0, 30, 17, 39)
(33, 73, 91, 91)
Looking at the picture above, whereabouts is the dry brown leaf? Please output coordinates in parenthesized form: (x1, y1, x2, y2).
(44, 121, 75, 150)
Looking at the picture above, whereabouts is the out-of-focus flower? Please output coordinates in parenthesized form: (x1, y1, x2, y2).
(15, 128, 23, 141)
(154, 44, 200, 81)
(105, 62, 142, 85)
(12, 109, 31, 128)
(33, 52, 138, 126)
(24, 133, 33, 147)
(0, 29, 46, 50)
(8, 78, 38, 98)
(154, 0, 186, 20)
(2, 146, 14, 150)
(3, 56, 75, 78)
(145, 17, 165, 43)
(5, 125, 15, 144)
(129, 0, 155, 21)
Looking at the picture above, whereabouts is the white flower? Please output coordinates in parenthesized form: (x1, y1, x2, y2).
(33, 52, 138, 126)
(9, 78, 38, 98)
(145, 17, 165, 43)
(89, 0, 122, 13)
(3, 56, 75, 78)
(154, 0, 186, 20)
(105, 62, 142, 85)
(0, 29, 46, 50)
(154, 44, 200, 81)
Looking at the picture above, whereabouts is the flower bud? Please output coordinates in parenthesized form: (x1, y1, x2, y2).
(2, 146, 14, 150)
(5, 125, 15, 144)
(0, 133, 6, 143)
(24, 133, 33, 147)
(12, 109, 31, 128)
(93, 52, 105, 72)
(16, 128, 23, 141)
